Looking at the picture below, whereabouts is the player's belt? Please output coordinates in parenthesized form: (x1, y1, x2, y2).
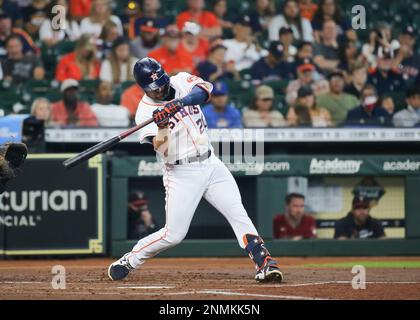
(173, 150, 212, 165)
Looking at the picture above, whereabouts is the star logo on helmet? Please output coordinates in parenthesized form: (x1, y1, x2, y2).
(151, 72, 159, 81)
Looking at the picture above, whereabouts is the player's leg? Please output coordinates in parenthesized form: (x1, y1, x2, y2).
(108, 165, 207, 280)
(203, 157, 283, 283)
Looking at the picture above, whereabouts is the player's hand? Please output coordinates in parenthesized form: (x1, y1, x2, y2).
(163, 99, 184, 115)
(153, 109, 170, 129)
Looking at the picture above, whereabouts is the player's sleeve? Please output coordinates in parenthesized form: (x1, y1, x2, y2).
(176, 72, 213, 101)
(135, 101, 158, 144)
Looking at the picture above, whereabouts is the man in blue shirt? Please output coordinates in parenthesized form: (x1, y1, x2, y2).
(367, 47, 406, 96)
(202, 81, 243, 128)
(346, 84, 392, 127)
(250, 41, 296, 84)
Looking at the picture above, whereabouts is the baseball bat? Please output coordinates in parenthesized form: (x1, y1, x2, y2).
(62, 118, 154, 169)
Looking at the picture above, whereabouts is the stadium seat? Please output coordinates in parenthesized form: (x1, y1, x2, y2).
(274, 94, 287, 113)
(120, 80, 136, 91)
(78, 80, 99, 103)
(0, 92, 23, 115)
(23, 80, 61, 105)
(265, 80, 289, 94)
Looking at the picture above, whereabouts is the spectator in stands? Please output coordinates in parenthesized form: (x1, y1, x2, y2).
(179, 21, 209, 67)
(196, 42, 240, 82)
(1, 34, 45, 85)
(381, 94, 395, 116)
(51, 78, 98, 127)
(273, 193, 317, 240)
(223, 15, 266, 72)
(268, 0, 313, 42)
(21, 0, 49, 39)
(176, 0, 222, 39)
(393, 85, 420, 127)
(299, 0, 318, 21)
(118, 0, 141, 37)
(129, 0, 168, 39)
(344, 62, 368, 99)
(100, 37, 136, 84)
(248, 0, 276, 35)
(311, 0, 356, 43)
(243, 85, 286, 127)
(148, 25, 194, 75)
(362, 22, 400, 69)
(317, 70, 359, 126)
(80, 0, 123, 38)
(69, 0, 92, 22)
(0, 0, 22, 26)
(202, 81, 242, 128)
(367, 47, 406, 96)
(30, 97, 55, 126)
(278, 26, 297, 63)
(287, 85, 331, 127)
(346, 84, 392, 127)
(334, 196, 385, 239)
(393, 26, 420, 82)
(120, 83, 145, 119)
(211, 0, 235, 37)
(55, 34, 100, 82)
(130, 19, 161, 59)
(250, 41, 295, 84)
(97, 20, 120, 59)
(338, 40, 364, 77)
(91, 80, 130, 127)
(297, 41, 314, 59)
(313, 20, 340, 75)
(0, 14, 38, 59)
(39, 0, 81, 47)
(286, 58, 329, 105)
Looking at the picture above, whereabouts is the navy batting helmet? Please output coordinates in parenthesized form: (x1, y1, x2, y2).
(133, 57, 170, 92)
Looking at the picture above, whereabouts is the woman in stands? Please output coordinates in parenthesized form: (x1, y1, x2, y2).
(248, 0, 276, 35)
(97, 20, 120, 59)
(287, 85, 332, 127)
(31, 97, 56, 126)
(312, 0, 357, 43)
(80, 0, 123, 38)
(55, 34, 100, 82)
(39, 0, 81, 47)
(268, 0, 313, 42)
(243, 85, 286, 128)
(99, 37, 136, 84)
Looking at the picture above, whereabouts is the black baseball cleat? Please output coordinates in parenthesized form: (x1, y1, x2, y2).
(255, 259, 284, 283)
(108, 253, 134, 281)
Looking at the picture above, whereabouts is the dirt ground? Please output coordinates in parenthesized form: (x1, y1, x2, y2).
(0, 257, 419, 300)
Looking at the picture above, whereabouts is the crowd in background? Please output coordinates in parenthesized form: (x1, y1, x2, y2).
(1, 0, 420, 128)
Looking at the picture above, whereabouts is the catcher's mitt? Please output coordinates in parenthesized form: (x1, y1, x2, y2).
(0, 143, 28, 194)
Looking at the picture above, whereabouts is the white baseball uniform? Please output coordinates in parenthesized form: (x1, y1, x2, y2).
(127, 72, 258, 268)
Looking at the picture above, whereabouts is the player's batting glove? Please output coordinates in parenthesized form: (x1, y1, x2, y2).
(153, 109, 170, 129)
(164, 99, 184, 116)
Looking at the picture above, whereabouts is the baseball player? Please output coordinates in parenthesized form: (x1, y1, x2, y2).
(108, 57, 283, 283)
